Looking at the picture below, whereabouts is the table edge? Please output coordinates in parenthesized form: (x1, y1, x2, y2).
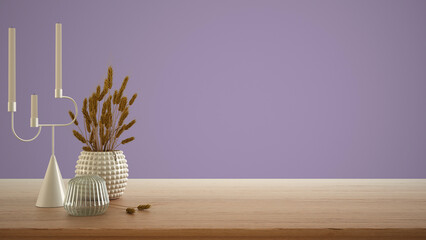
(1, 228, 426, 238)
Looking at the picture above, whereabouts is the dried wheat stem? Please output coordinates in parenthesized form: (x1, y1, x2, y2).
(129, 93, 137, 105)
(72, 66, 136, 151)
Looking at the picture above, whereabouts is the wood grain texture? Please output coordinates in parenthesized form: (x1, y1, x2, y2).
(0, 179, 425, 239)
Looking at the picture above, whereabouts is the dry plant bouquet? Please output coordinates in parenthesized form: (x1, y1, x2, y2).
(69, 66, 137, 151)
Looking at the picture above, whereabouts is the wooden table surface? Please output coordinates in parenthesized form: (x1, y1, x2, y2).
(0, 179, 425, 239)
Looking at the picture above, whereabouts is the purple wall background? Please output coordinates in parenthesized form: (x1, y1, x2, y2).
(1, 0, 426, 178)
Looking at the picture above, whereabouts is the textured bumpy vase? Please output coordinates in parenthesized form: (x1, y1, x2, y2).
(75, 151, 128, 199)
(64, 175, 109, 216)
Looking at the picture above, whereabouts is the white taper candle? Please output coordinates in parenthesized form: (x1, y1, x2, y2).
(31, 95, 38, 118)
(55, 23, 62, 98)
(30, 95, 38, 127)
(8, 28, 16, 112)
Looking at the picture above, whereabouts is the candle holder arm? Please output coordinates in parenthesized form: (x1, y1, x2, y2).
(11, 112, 42, 142)
(38, 96, 78, 127)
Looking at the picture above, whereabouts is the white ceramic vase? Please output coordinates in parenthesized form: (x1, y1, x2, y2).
(75, 151, 128, 200)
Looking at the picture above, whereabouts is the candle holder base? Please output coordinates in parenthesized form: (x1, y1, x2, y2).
(35, 154, 66, 208)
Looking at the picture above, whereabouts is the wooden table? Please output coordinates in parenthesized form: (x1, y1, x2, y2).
(0, 179, 425, 239)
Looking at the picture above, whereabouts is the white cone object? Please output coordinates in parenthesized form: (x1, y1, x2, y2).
(35, 155, 66, 207)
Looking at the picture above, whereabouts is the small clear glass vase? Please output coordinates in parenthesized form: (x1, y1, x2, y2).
(64, 175, 109, 216)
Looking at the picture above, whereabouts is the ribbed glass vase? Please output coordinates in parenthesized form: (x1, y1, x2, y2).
(64, 175, 109, 216)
